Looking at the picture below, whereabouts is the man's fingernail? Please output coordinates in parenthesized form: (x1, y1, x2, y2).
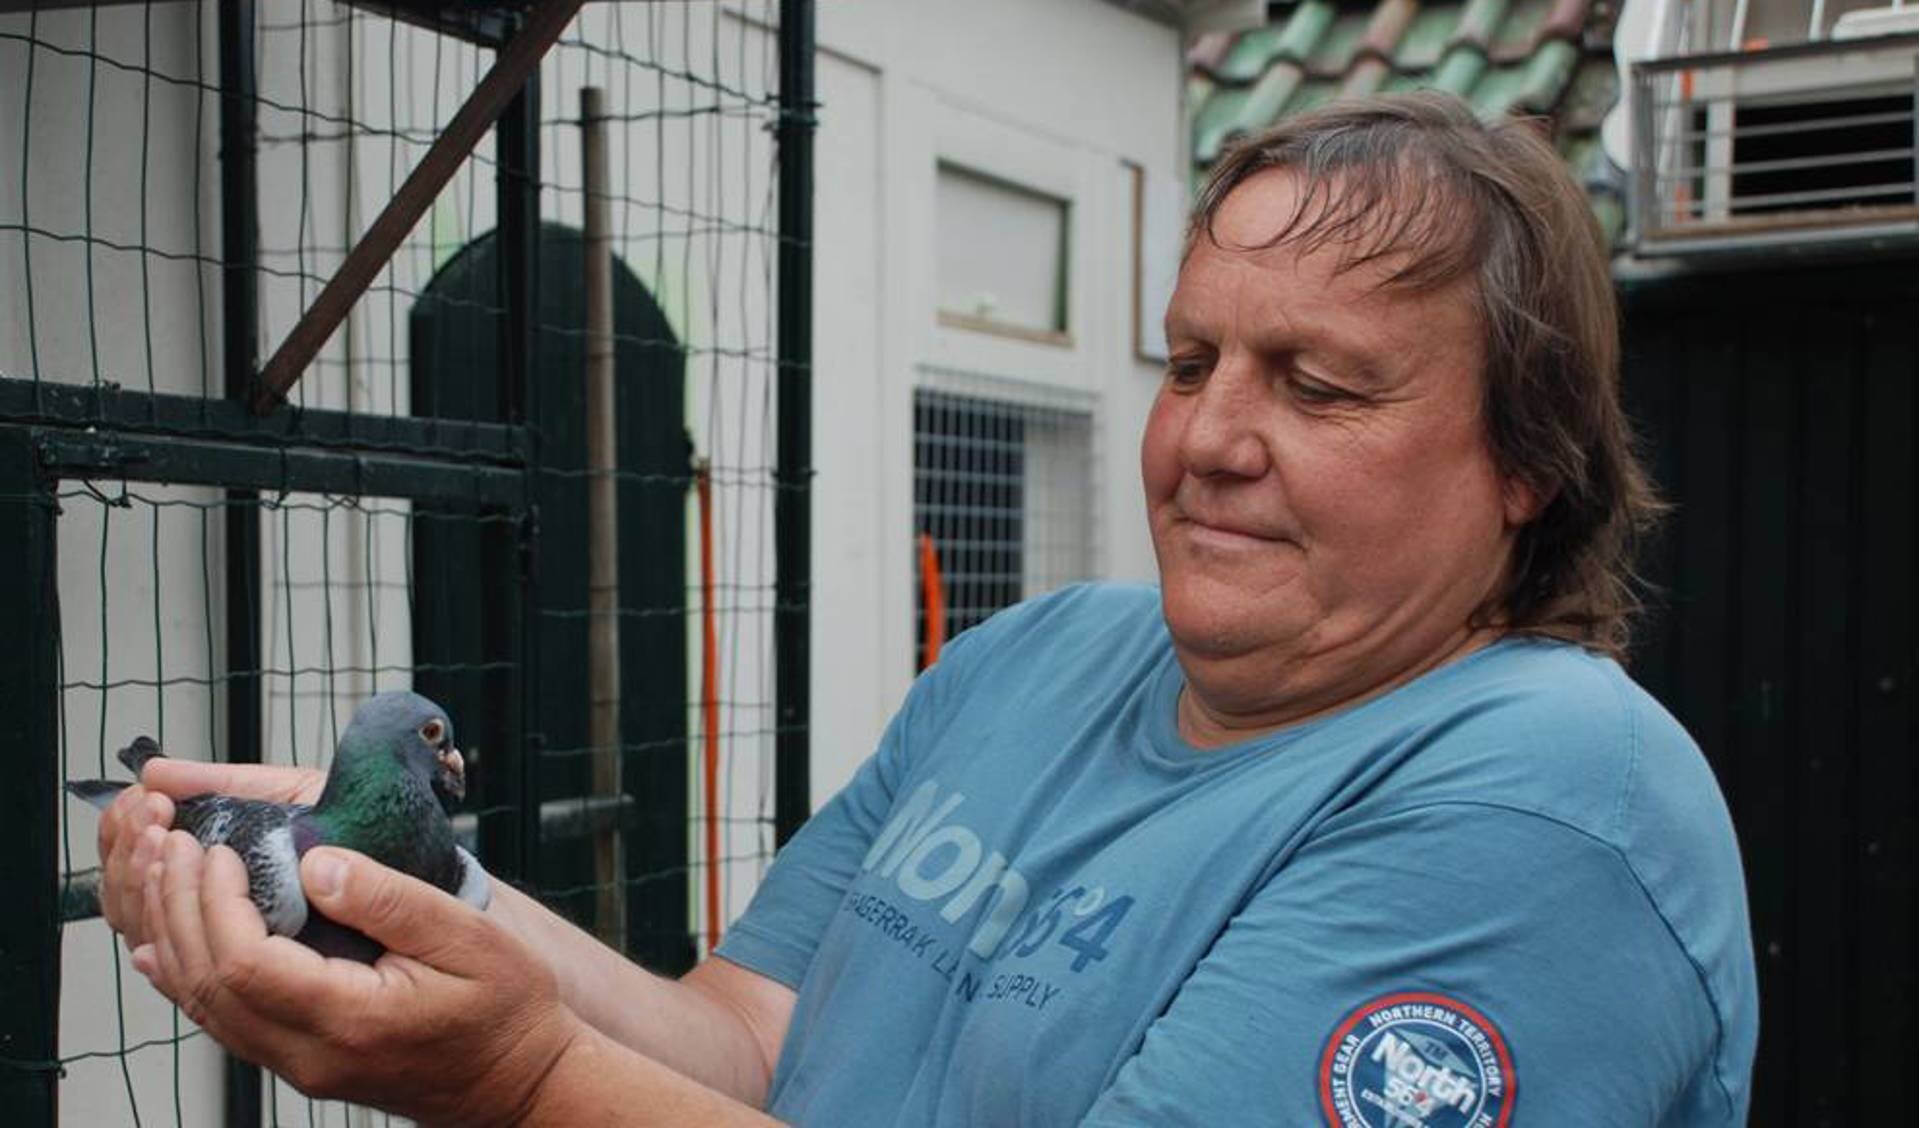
(308, 854, 347, 899)
(130, 945, 155, 976)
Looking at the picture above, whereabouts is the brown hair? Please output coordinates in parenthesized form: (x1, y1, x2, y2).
(1189, 91, 1663, 658)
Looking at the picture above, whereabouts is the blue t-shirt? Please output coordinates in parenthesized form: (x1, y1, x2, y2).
(718, 584, 1757, 1126)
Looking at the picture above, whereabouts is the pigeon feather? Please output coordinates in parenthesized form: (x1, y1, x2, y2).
(68, 692, 490, 962)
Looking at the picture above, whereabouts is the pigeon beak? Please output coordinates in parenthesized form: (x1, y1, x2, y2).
(436, 745, 467, 804)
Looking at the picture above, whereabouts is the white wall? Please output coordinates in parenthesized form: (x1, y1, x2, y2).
(804, 0, 1183, 803)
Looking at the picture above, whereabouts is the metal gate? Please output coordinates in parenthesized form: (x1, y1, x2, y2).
(0, 1, 814, 1124)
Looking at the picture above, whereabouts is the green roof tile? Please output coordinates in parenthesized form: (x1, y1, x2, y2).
(1431, 43, 1491, 95)
(1214, 27, 1288, 83)
(1451, 0, 1516, 52)
(1187, 0, 1625, 245)
(1273, 0, 1340, 64)
(1490, 0, 1556, 59)
(1558, 132, 1602, 175)
(1186, 73, 1218, 115)
(1287, 78, 1345, 117)
(1512, 38, 1579, 114)
(1307, 13, 1374, 76)
(1236, 61, 1310, 138)
(1193, 84, 1255, 163)
(1394, 6, 1464, 72)
(1464, 62, 1533, 117)
(1558, 57, 1620, 131)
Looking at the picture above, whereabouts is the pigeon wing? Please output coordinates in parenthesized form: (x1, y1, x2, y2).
(176, 796, 311, 938)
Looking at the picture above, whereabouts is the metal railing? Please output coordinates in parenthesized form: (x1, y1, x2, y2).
(1630, 32, 1919, 254)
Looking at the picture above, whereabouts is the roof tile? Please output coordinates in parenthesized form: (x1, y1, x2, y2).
(1186, 0, 1626, 244)
(1214, 27, 1289, 83)
(1490, 0, 1556, 61)
(1447, 0, 1514, 55)
(1307, 13, 1374, 76)
(1187, 31, 1236, 75)
(1394, 5, 1463, 71)
(1356, 0, 1422, 63)
(1272, 0, 1340, 66)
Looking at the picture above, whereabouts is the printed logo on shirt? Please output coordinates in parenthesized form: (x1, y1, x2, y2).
(844, 776, 1141, 1018)
(1318, 992, 1514, 1128)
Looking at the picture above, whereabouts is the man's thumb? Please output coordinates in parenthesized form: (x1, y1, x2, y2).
(300, 847, 474, 964)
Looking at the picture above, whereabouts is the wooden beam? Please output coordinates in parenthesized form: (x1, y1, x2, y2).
(581, 84, 627, 951)
(251, 0, 585, 415)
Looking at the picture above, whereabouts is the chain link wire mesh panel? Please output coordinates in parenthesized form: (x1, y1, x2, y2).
(49, 483, 501, 1128)
(530, 2, 786, 964)
(913, 371, 1099, 665)
(0, 1, 797, 1123)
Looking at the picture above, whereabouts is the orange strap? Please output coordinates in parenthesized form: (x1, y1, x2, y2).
(919, 532, 946, 670)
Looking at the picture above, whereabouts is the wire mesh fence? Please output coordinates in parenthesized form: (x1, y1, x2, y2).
(0, 2, 806, 1124)
(912, 371, 1099, 668)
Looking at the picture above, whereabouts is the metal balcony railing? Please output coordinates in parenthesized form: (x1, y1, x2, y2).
(1631, 32, 1919, 255)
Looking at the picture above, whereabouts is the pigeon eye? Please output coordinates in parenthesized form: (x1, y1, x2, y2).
(420, 720, 444, 745)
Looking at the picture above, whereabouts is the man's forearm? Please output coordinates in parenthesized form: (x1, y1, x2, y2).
(484, 881, 778, 1106)
(515, 1022, 784, 1128)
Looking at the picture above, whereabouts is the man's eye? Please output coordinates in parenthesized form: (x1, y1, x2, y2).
(1165, 360, 1209, 386)
(1291, 377, 1354, 405)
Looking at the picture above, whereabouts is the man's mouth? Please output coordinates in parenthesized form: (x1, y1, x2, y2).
(1178, 512, 1289, 544)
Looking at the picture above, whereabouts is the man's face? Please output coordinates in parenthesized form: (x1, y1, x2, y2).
(1143, 168, 1527, 721)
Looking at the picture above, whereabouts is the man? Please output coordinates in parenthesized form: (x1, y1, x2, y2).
(100, 93, 1757, 1124)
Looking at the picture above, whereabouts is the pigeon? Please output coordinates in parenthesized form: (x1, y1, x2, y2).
(68, 691, 491, 962)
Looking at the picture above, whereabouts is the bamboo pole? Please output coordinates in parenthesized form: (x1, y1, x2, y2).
(582, 85, 626, 950)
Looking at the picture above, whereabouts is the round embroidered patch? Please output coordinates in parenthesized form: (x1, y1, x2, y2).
(1318, 992, 1515, 1128)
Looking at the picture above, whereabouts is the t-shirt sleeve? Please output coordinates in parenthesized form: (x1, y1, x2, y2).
(710, 717, 907, 988)
(713, 621, 995, 989)
(1081, 802, 1733, 1126)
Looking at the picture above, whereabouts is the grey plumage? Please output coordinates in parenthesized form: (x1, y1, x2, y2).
(68, 693, 490, 961)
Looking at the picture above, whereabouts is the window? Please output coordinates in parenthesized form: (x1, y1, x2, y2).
(913, 379, 1096, 665)
(935, 163, 1071, 342)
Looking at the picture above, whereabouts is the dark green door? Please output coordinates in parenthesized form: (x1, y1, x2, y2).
(410, 223, 694, 972)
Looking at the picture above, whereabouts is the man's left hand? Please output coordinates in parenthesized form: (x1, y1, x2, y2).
(133, 832, 581, 1126)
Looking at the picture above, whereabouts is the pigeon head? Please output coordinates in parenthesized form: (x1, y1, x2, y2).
(342, 691, 466, 807)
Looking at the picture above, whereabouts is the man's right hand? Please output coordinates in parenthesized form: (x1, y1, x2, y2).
(99, 755, 794, 1108)
(97, 759, 326, 948)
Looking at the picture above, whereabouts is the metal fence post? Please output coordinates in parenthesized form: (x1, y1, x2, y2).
(217, 0, 265, 1123)
(0, 428, 60, 1125)
(774, 0, 816, 848)
(490, 60, 541, 887)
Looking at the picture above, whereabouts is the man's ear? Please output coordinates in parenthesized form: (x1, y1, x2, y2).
(1501, 473, 1553, 528)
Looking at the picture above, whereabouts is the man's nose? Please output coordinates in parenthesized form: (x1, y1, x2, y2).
(1178, 359, 1269, 479)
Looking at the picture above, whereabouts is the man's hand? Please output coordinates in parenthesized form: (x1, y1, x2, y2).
(97, 759, 325, 948)
(131, 834, 581, 1126)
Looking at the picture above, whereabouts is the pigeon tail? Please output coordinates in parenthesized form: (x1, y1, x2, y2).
(65, 779, 128, 811)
